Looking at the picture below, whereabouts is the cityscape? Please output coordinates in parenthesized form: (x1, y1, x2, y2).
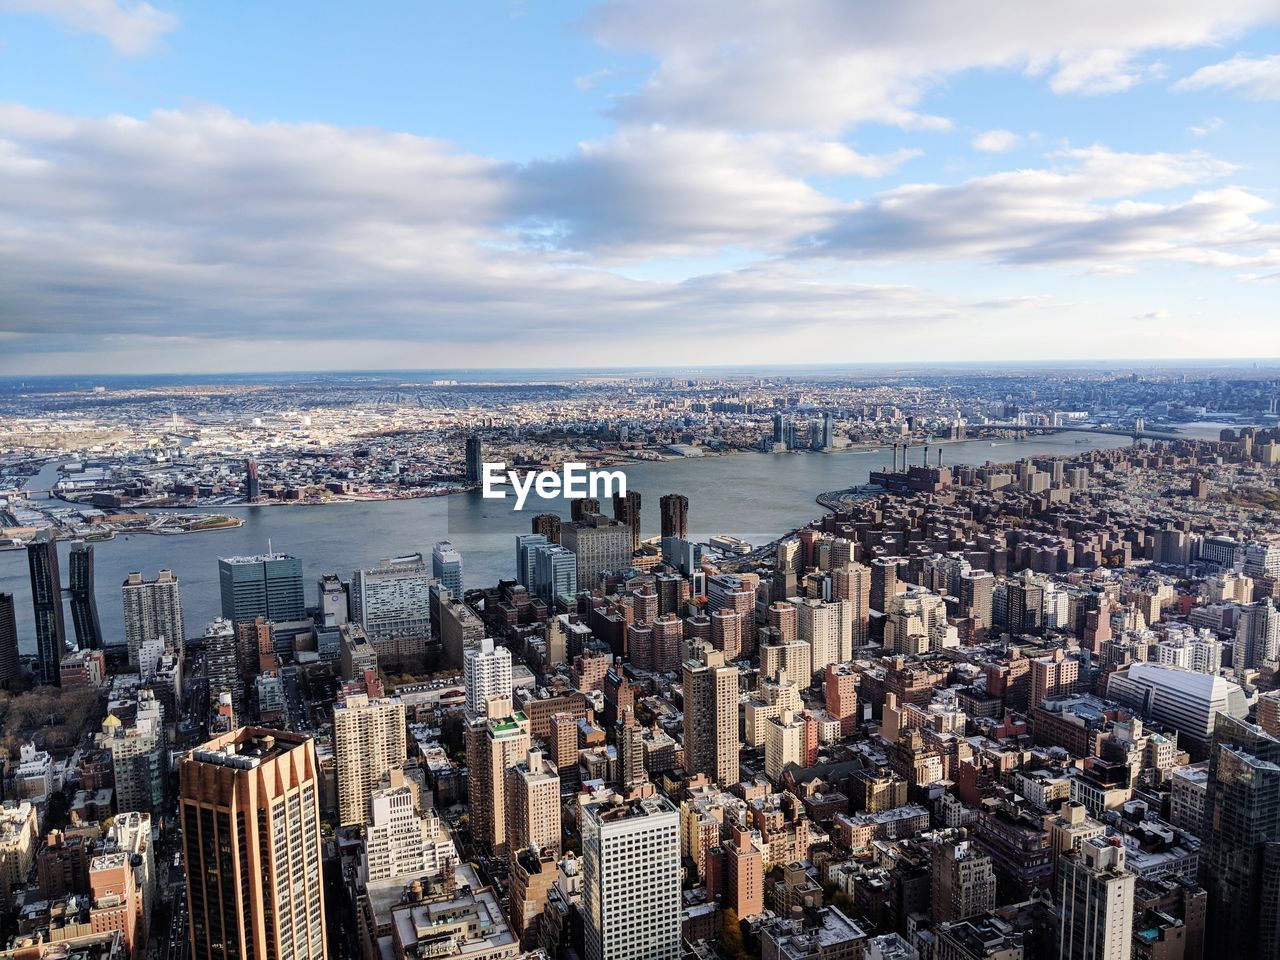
(3, 3, 1280, 960)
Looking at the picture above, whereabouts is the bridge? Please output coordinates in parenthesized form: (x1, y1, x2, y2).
(1077, 426, 1184, 441)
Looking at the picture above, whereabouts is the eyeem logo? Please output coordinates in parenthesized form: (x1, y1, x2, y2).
(482, 461, 627, 511)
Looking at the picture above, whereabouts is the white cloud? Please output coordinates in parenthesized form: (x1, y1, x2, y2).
(972, 129, 1022, 153)
(588, 0, 1280, 131)
(512, 126, 917, 258)
(808, 146, 1272, 267)
(0, 104, 943, 360)
(1187, 116, 1224, 136)
(0, 0, 176, 55)
(1174, 53, 1280, 99)
(0, 103, 1276, 369)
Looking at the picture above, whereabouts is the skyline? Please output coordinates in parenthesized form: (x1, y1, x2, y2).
(2, 1, 1280, 372)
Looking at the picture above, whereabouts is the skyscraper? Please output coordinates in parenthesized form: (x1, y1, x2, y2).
(317, 575, 349, 628)
(562, 515, 632, 591)
(122, 570, 185, 666)
(333, 690, 407, 826)
(958, 569, 995, 637)
(218, 554, 305, 626)
(582, 793, 680, 960)
(465, 435, 483, 483)
(466, 697, 531, 855)
(203, 617, 240, 713)
(931, 838, 997, 923)
(682, 643, 740, 786)
(612, 490, 642, 553)
(532, 544, 578, 605)
(570, 497, 601, 522)
(0, 592, 19, 689)
(516, 534, 549, 588)
(180, 728, 327, 960)
(764, 709, 806, 781)
(1235, 600, 1280, 677)
(659, 494, 688, 540)
(68, 543, 102, 651)
(1200, 714, 1280, 960)
(350, 554, 431, 641)
(432, 541, 464, 600)
(243, 459, 261, 501)
(464, 637, 513, 717)
(27, 531, 66, 685)
(505, 749, 561, 855)
(531, 513, 561, 544)
(1057, 837, 1136, 960)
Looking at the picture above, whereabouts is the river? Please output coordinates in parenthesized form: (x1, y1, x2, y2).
(1, 431, 1134, 651)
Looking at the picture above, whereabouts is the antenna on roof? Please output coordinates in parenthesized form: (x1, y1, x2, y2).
(268, 537, 273, 557)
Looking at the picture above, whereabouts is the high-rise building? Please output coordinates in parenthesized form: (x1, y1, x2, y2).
(682, 643, 739, 785)
(709, 608, 742, 660)
(203, 617, 240, 712)
(362, 769, 456, 883)
(68, 543, 102, 650)
(870, 557, 899, 614)
(831, 562, 871, 647)
(531, 513, 561, 544)
(516, 534, 549, 588)
(571, 497, 601, 522)
(317, 575, 349, 628)
(1200, 714, 1280, 960)
(350, 554, 432, 641)
(613, 491, 642, 553)
(582, 794, 680, 960)
(792, 596, 854, 674)
(549, 711, 580, 793)
(179, 728, 326, 960)
(97, 687, 167, 814)
(432, 541, 464, 600)
(1057, 837, 1136, 960)
(1006, 574, 1046, 636)
(1235, 600, 1280, 677)
(725, 825, 764, 919)
(764, 709, 806, 781)
(466, 697, 532, 854)
(562, 515, 632, 591)
(333, 690, 407, 826)
(436, 586, 485, 667)
(958, 570, 995, 635)
(505, 749, 561, 855)
(122, 570, 185, 667)
(930, 838, 997, 923)
(532, 544, 578, 604)
(1031, 649, 1080, 708)
(0, 592, 19, 689)
(465, 435, 483, 483)
(883, 589, 952, 657)
(218, 554, 305, 626)
(464, 637, 513, 717)
(243, 459, 261, 501)
(27, 531, 66, 685)
(659, 494, 689, 540)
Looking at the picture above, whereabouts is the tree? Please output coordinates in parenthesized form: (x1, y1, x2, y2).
(720, 907, 747, 960)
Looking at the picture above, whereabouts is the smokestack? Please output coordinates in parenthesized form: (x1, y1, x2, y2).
(923, 445, 928, 467)
(938, 448, 943, 467)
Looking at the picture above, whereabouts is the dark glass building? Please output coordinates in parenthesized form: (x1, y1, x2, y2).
(1200, 713, 1280, 960)
(27, 531, 66, 685)
(69, 542, 103, 650)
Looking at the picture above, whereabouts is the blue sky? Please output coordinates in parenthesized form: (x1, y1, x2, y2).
(1, 0, 1278, 372)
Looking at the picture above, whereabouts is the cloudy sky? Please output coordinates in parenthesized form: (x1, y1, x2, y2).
(1, 0, 1279, 373)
